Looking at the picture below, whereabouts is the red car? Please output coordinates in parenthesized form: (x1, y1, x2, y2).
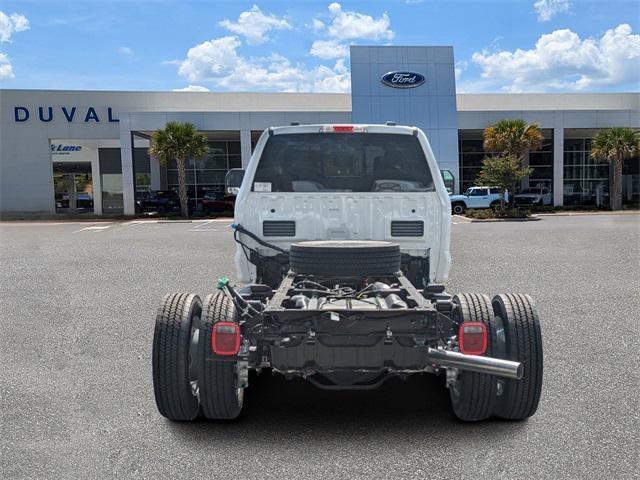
(201, 191, 235, 214)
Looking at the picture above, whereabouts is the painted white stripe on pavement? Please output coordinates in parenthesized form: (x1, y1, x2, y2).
(72, 225, 112, 233)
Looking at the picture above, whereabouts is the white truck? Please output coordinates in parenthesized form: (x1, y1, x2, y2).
(514, 187, 552, 206)
(152, 124, 543, 423)
(449, 186, 507, 214)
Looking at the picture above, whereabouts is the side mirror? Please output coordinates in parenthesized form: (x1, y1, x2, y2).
(225, 169, 245, 196)
(440, 169, 455, 195)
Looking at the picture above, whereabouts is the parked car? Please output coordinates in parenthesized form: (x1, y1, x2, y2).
(55, 192, 93, 211)
(200, 190, 235, 214)
(514, 187, 552, 206)
(138, 190, 181, 214)
(135, 190, 152, 213)
(449, 187, 506, 214)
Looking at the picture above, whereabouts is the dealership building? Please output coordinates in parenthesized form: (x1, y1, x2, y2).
(1, 45, 638, 215)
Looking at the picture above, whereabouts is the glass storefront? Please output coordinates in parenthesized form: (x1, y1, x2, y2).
(563, 138, 609, 206)
(458, 129, 554, 196)
(166, 140, 241, 209)
(458, 134, 487, 193)
(52, 162, 94, 213)
(622, 154, 639, 207)
(99, 148, 124, 214)
(528, 134, 553, 190)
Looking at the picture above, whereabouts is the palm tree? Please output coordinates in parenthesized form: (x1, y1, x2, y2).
(482, 119, 544, 206)
(590, 127, 640, 210)
(149, 122, 208, 218)
(483, 119, 544, 160)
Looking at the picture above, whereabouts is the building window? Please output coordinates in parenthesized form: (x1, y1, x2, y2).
(528, 134, 554, 191)
(563, 137, 610, 206)
(458, 134, 489, 193)
(166, 140, 240, 209)
(459, 129, 554, 197)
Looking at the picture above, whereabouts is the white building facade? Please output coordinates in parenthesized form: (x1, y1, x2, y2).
(1, 46, 638, 215)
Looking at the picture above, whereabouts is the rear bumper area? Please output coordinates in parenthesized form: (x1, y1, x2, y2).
(270, 337, 431, 373)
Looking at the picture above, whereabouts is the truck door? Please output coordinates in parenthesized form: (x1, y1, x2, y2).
(467, 188, 488, 208)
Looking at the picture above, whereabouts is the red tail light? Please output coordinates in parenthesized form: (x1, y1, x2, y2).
(332, 125, 354, 132)
(459, 322, 487, 355)
(212, 322, 241, 356)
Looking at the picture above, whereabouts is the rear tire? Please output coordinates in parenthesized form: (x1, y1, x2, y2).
(199, 292, 244, 420)
(152, 293, 202, 421)
(449, 293, 497, 422)
(492, 294, 543, 420)
(452, 202, 466, 215)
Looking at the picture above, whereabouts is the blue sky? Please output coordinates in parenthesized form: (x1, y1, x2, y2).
(1, 0, 638, 93)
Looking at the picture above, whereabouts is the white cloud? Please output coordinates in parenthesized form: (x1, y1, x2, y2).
(0, 52, 14, 79)
(471, 24, 640, 92)
(118, 46, 134, 56)
(324, 3, 393, 41)
(177, 3, 396, 93)
(173, 85, 210, 92)
(178, 36, 243, 82)
(311, 19, 325, 32)
(0, 11, 29, 42)
(533, 0, 571, 22)
(454, 60, 468, 81)
(310, 39, 349, 59)
(219, 5, 291, 45)
(177, 35, 350, 93)
(307, 3, 393, 60)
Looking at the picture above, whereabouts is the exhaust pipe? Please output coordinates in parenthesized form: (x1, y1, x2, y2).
(427, 348, 523, 380)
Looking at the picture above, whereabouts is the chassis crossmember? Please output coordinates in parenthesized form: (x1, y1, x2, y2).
(227, 270, 522, 389)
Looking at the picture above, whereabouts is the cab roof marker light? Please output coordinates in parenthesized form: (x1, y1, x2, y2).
(319, 125, 367, 133)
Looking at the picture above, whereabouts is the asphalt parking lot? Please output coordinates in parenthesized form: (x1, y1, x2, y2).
(1, 214, 638, 479)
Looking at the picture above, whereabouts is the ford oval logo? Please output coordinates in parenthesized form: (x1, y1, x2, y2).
(381, 71, 425, 89)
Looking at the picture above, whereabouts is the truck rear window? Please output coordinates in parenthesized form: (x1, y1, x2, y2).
(252, 133, 434, 192)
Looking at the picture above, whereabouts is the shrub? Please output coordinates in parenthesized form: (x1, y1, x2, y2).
(465, 208, 531, 219)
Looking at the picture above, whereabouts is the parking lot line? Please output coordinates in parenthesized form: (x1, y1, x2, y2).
(452, 215, 471, 224)
(72, 225, 112, 233)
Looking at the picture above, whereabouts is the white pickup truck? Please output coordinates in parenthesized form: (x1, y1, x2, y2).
(151, 124, 543, 424)
(514, 187, 552, 206)
(449, 186, 507, 214)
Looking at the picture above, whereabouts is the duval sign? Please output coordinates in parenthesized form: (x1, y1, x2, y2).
(14, 106, 119, 123)
(381, 71, 426, 89)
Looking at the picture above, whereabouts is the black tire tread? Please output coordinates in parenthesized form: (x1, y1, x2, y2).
(492, 294, 543, 420)
(152, 293, 201, 421)
(450, 293, 497, 422)
(199, 292, 243, 420)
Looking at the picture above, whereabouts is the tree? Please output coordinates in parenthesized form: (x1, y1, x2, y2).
(482, 119, 544, 206)
(590, 127, 640, 210)
(149, 122, 208, 218)
(476, 156, 533, 210)
(483, 119, 544, 160)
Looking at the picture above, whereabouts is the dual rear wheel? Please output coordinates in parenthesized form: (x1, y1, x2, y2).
(152, 289, 542, 422)
(449, 293, 543, 422)
(152, 292, 244, 421)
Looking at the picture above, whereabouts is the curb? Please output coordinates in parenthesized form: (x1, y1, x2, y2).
(535, 211, 639, 217)
(466, 217, 541, 223)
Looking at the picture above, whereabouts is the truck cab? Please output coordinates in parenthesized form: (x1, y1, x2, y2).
(231, 124, 452, 287)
